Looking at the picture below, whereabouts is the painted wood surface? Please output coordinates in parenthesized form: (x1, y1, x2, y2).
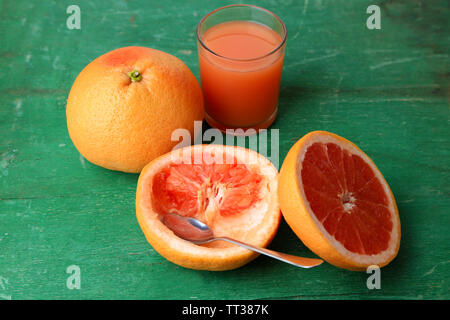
(0, 0, 448, 299)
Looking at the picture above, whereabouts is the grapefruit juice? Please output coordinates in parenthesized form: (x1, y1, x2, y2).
(197, 5, 286, 131)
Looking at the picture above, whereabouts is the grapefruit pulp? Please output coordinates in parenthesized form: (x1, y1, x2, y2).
(278, 131, 401, 271)
(136, 144, 280, 271)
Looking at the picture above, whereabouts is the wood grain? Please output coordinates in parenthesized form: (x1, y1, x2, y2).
(0, 0, 448, 299)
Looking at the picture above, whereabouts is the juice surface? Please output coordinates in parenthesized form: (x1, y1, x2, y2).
(202, 21, 282, 60)
(198, 20, 285, 129)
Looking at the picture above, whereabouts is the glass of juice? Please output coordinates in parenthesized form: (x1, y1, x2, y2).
(197, 4, 287, 133)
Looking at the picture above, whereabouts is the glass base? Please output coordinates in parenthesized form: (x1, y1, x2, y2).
(204, 107, 278, 136)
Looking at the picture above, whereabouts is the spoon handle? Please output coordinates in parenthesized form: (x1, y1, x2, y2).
(215, 237, 323, 268)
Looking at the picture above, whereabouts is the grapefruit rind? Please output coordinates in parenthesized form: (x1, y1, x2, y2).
(136, 144, 281, 271)
(278, 131, 401, 271)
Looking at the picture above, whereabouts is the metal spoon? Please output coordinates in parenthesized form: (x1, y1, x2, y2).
(162, 213, 323, 269)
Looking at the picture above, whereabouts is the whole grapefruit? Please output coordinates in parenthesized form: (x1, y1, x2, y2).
(66, 46, 204, 173)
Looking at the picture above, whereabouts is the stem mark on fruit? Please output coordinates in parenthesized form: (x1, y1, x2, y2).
(127, 69, 142, 82)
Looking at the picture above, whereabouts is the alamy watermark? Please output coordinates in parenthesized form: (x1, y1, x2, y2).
(66, 5, 81, 30)
(66, 265, 81, 290)
(366, 5, 381, 30)
(171, 121, 280, 169)
(366, 265, 381, 289)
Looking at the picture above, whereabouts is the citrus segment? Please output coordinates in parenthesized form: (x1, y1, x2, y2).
(152, 161, 263, 220)
(136, 145, 280, 271)
(278, 131, 400, 270)
(302, 142, 392, 255)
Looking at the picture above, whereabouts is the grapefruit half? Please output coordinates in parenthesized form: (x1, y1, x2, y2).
(136, 144, 280, 271)
(278, 131, 401, 271)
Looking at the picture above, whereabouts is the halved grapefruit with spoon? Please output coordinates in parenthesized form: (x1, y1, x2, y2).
(136, 144, 282, 271)
(278, 131, 401, 271)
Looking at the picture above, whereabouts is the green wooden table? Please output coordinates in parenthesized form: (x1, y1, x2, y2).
(1, 0, 448, 300)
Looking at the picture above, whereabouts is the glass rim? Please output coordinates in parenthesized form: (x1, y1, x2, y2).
(196, 4, 287, 62)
